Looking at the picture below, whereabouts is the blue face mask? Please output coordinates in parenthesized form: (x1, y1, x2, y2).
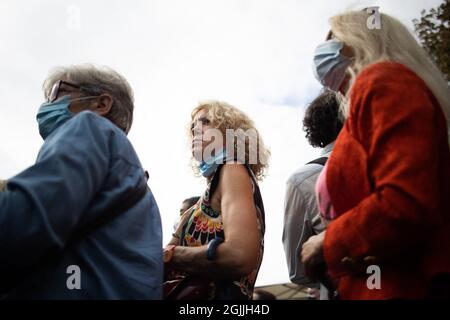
(36, 95, 74, 140)
(36, 95, 99, 140)
(312, 39, 352, 91)
(199, 148, 235, 178)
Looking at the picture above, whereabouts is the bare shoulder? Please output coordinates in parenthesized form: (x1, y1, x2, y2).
(218, 164, 253, 194)
(217, 163, 253, 202)
(209, 164, 252, 211)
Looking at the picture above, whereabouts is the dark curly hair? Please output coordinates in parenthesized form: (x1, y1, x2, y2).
(302, 89, 344, 148)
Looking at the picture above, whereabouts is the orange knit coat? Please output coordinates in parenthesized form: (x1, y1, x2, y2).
(324, 62, 450, 299)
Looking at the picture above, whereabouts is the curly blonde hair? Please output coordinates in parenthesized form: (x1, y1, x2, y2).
(189, 100, 270, 181)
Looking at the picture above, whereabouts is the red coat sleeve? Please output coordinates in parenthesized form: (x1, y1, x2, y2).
(323, 63, 447, 277)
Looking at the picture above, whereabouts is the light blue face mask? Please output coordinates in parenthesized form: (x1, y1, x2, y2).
(199, 148, 237, 178)
(312, 39, 352, 91)
(36, 95, 98, 140)
(36, 95, 73, 140)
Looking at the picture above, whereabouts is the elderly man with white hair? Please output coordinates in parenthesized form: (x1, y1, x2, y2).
(0, 64, 162, 299)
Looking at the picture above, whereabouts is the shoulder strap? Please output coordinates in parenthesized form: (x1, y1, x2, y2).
(306, 156, 328, 166)
(67, 178, 149, 247)
(209, 164, 224, 197)
(244, 165, 266, 236)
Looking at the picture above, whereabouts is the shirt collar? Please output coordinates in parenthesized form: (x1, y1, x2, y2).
(320, 141, 335, 156)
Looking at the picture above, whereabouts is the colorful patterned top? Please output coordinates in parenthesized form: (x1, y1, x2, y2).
(175, 164, 265, 299)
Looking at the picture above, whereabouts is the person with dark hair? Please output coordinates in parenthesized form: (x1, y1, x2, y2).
(179, 197, 201, 215)
(282, 89, 343, 300)
(173, 196, 201, 231)
(302, 90, 344, 148)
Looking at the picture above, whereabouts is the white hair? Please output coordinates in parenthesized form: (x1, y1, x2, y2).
(43, 64, 134, 133)
(330, 10, 450, 146)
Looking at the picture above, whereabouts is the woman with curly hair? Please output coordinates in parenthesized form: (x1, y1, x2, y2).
(164, 100, 270, 300)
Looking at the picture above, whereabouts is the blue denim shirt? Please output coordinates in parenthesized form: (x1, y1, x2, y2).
(0, 111, 163, 299)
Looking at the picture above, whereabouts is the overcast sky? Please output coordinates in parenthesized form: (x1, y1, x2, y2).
(0, 0, 444, 286)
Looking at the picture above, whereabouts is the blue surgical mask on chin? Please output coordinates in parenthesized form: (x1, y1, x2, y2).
(36, 95, 74, 140)
(199, 148, 235, 178)
(312, 39, 352, 91)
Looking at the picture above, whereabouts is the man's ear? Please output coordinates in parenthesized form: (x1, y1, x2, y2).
(93, 94, 113, 116)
